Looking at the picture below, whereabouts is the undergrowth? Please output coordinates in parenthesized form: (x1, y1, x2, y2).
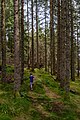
(0, 66, 80, 120)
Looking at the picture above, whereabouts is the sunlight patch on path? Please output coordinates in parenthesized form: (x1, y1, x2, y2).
(0, 98, 5, 104)
(43, 85, 61, 99)
(0, 90, 6, 95)
(13, 114, 30, 120)
(34, 104, 50, 117)
(28, 91, 42, 103)
(28, 91, 41, 99)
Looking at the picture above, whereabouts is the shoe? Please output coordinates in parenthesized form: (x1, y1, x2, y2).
(31, 88, 33, 91)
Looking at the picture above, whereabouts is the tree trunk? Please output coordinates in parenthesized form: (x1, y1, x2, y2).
(50, 0, 53, 75)
(45, 0, 47, 71)
(60, 0, 66, 89)
(77, 25, 79, 77)
(70, 0, 75, 81)
(27, 0, 30, 68)
(21, 0, 24, 84)
(65, 0, 70, 94)
(52, 1, 55, 75)
(57, 0, 61, 80)
(1, 0, 6, 82)
(36, 0, 39, 68)
(14, 0, 21, 95)
(31, 0, 34, 71)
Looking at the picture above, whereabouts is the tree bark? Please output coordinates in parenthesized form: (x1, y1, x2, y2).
(60, 0, 66, 89)
(50, 0, 53, 75)
(52, 1, 55, 75)
(31, 0, 34, 71)
(57, 0, 61, 80)
(77, 25, 79, 77)
(14, 0, 21, 95)
(21, 0, 24, 84)
(1, 0, 6, 82)
(36, 0, 39, 68)
(70, 0, 75, 81)
(65, 0, 70, 94)
(45, 0, 47, 71)
(27, 0, 30, 68)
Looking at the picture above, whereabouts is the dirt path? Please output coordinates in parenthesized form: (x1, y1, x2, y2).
(27, 84, 61, 118)
(43, 85, 61, 99)
(28, 91, 51, 118)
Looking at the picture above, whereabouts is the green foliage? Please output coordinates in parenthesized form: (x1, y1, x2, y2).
(34, 80, 45, 94)
(0, 104, 10, 115)
(0, 114, 11, 120)
(6, 65, 14, 74)
(62, 109, 77, 120)
(0, 83, 13, 92)
(37, 94, 51, 102)
(30, 109, 42, 120)
(12, 98, 30, 115)
(0, 95, 31, 118)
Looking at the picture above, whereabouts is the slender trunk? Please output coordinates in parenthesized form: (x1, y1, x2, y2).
(1, 0, 6, 82)
(31, 0, 34, 71)
(65, 0, 70, 94)
(57, 0, 61, 80)
(70, 0, 75, 81)
(77, 25, 79, 77)
(36, 0, 39, 68)
(0, 2, 2, 60)
(50, 0, 53, 75)
(53, 2, 55, 75)
(27, 0, 30, 68)
(21, 0, 24, 84)
(0, 5, 2, 64)
(45, 1, 47, 71)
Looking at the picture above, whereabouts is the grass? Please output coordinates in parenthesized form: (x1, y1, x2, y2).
(0, 67, 80, 120)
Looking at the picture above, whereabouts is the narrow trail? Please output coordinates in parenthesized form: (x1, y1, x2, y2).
(33, 104, 50, 117)
(27, 83, 62, 118)
(43, 85, 61, 99)
(28, 91, 51, 118)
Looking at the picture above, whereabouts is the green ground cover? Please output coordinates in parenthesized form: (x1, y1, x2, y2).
(0, 66, 80, 120)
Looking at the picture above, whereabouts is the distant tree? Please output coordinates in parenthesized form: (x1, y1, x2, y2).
(26, 0, 30, 68)
(75, 0, 80, 77)
(36, 0, 39, 68)
(77, 25, 79, 77)
(5, 0, 14, 55)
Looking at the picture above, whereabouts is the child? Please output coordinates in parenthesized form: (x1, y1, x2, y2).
(29, 73, 34, 90)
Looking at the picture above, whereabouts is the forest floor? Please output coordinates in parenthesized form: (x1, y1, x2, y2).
(0, 65, 80, 120)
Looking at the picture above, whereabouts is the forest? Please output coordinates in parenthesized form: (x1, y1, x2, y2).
(0, 0, 80, 120)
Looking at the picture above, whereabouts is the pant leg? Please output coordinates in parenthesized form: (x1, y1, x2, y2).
(30, 82, 33, 89)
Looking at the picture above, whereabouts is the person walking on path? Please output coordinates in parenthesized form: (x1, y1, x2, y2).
(29, 73, 34, 90)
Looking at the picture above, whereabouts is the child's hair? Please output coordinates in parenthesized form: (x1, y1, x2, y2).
(30, 73, 32, 75)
